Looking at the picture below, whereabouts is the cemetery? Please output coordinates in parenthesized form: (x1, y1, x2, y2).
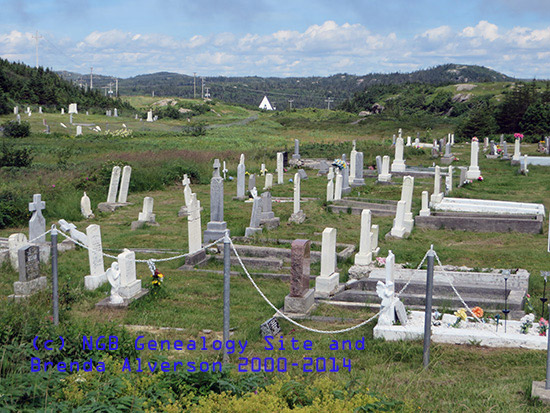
(2, 84, 550, 410)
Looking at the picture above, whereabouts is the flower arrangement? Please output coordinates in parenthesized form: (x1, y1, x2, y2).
(472, 137, 478, 142)
(332, 159, 347, 170)
(514, 133, 524, 141)
(477, 176, 484, 182)
(151, 269, 164, 288)
(452, 308, 468, 327)
(375, 257, 386, 267)
(462, 179, 473, 186)
(519, 313, 534, 334)
(538, 318, 548, 336)
(524, 294, 535, 313)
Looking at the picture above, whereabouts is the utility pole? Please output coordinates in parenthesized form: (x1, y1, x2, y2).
(90, 67, 93, 90)
(193, 72, 196, 99)
(32, 31, 42, 68)
(201, 77, 205, 99)
(325, 97, 334, 110)
(205, 87, 211, 99)
(115, 78, 118, 97)
(288, 99, 294, 110)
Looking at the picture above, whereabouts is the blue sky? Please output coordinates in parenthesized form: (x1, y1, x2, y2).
(1, 0, 550, 78)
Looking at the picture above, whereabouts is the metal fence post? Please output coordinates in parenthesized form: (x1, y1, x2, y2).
(423, 249, 435, 369)
(51, 225, 59, 326)
(223, 230, 231, 364)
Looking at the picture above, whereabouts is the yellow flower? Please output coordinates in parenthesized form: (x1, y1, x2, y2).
(454, 308, 467, 321)
(158, 273, 164, 278)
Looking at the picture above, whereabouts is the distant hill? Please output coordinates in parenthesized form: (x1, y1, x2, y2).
(57, 64, 514, 109)
(0, 59, 131, 113)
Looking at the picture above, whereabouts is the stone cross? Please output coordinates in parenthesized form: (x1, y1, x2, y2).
(117, 166, 132, 203)
(58, 219, 88, 245)
(29, 194, 46, 243)
(106, 166, 121, 203)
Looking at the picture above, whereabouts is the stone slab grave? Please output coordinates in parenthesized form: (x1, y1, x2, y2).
(374, 310, 548, 350)
(417, 197, 545, 234)
(329, 197, 397, 216)
(190, 237, 354, 280)
(98, 166, 132, 212)
(96, 249, 148, 308)
(9, 245, 48, 301)
(520, 156, 550, 167)
(416, 211, 543, 234)
(131, 197, 159, 230)
(330, 265, 528, 318)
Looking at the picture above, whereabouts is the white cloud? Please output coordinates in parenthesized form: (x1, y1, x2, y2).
(2, 20, 550, 78)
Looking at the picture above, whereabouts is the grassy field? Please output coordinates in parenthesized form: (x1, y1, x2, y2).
(1, 101, 549, 411)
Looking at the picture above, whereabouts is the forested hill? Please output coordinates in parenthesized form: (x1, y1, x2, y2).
(0, 59, 131, 115)
(58, 64, 514, 109)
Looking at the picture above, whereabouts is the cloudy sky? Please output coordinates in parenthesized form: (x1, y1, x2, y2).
(1, 0, 549, 79)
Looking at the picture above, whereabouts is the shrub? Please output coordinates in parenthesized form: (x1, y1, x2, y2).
(0, 189, 29, 228)
(0, 142, 33, 167)
(2, 120, 30, 138)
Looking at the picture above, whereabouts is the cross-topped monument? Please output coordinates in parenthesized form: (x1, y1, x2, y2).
(29, 194, 46, 243)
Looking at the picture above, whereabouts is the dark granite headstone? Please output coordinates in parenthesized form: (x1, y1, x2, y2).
(290, 239, 311, 297)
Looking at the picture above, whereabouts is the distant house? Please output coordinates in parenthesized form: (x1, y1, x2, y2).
(259, 96, 275, 110)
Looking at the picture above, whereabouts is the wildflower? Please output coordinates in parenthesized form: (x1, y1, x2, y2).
(52, 184, 56, 188)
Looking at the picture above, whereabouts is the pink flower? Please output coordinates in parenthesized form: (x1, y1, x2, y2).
(52, 184, 55, 188)
(514, 133, 524, 140)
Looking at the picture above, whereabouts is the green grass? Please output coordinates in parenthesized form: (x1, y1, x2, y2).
(1, 99, 550, 411)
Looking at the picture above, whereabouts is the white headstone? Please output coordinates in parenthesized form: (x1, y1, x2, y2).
(293, 173, 301, 214)
(326, 176, 334, 202)
(61, 108, 65, 115)
(68, 103, 78, 114)
(334, 171, 343, 200)
(445, 165, 454, 194)
(354, 209, 373, 265)
(138, 197, 155, 222)
(117, 249, 141, 298)
(276, 152, 284, 184)
(106, 166, 121, 203)
(406, 136, 412, 146)
(117, 166, 132, 203)
(391, 137, 406, 172)
(376, 251, 396, 325)
(76, 125, 82, 136)
(188, 193, 202, 254)
(146, 110, 153, 122)
(401, 176, 415, 232)
(28, 194, 46, 243)
(80, 192, 94, 219)
(466, 139, 481, 180)
(315, 227, 340, 297)
(419, 191, 430, 216)
(512, 138, 521, 161)
(237, 154, 246, 199)
(378, 155, 392, 182)
(390, 200, 407, 238)
(430, 166, 444, 204)
(8, 233, 28, 270)
(84, 224, 107, 290)
(264, 173, 273, 190)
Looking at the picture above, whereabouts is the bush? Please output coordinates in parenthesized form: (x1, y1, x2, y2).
(0, 142, 33, 167)
(2, 120, 30, 138)
(0, 190, 29, 228)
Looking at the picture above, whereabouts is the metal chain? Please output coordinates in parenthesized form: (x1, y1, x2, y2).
(0, 229, 53, 254)
(229, 238, 382, 334)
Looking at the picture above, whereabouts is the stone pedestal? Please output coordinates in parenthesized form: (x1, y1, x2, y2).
(95, 289, 148, 309)
(531, 381, 550, 404)
(245, 227, 263, 237)
(204, 222, 229, 243)
(288, 210, 306, 224)
(184, 249, 209, 267)
(348, 264, 375, 279)
(284, 288, 315, 314)
(314, 272, 340, 298)
(84, 273, 107, 290)
(9, 276, 47, 301)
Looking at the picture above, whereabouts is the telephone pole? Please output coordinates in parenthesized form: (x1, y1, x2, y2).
(325, 97, 334, 110)
(288, 99, 294, 110)
(205, 87, 211, 99)
(32, 31, 42, 68)
(193, 72, 196, 99)
(115, 78, 118, 97)
(201, 77, 204, 99)
(90, 67, 93, 90)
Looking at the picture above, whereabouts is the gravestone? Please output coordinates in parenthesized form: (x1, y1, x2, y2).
(260, 163, 266, 176)
(419, 191, 430, 216)
(236, 154, 246, 199)
(259, 191, 280, 229)
(378, 155, 392, 183)
(117, 166, 132, 203)
(204, 159, 229, 242)
(260, 317, 281, 337)
(401, 176, 415, 233)
(29, 194, 46, 244)
(76, 125, 82, 136)
(351, 151, 365, 187)
(288, 173, 306, 223)
(326, 171, 334, 202)
(315, 228, 340, 298)
(441, 142, 453, 164)
(245, 188, 263, 237)
(248, 173, 256, 192)
(406, 136, 412, 146)
(58, 219, 88, 246)
(222, 161, 228, 180)
(445, 165, 454, 194)
(458, 166, 467, 187)
(466, 139, 481, 180)
(263, 173, 273, 190)
(13, 106, 18, 115)
(69, 113, 73, 124)
(354, 210, 373, 265)
(292, 139, 301, 161)
(185, 193, 208, 266)
(389, 200, 407, 238)
(276, 152, 284, 184)
(84, 224, 107, 290)
(502, 141, 510, 160)
(297, 169, 308, 180)
(98, 166, 128, 212)
(334, 171, 343, 200)
(114, 108, 118, 117)
(68, 103, 78, 114)
(16, 114, 21, 124)
(376, 251, 398, 325)
(131, 197, 158, 230)
(430, 166, 444, 205)
(8, 233, 28, 270)
(341, 158, 351, 194)
(512, 138, 521, 164)
(146, 110, 153, 122)
(61, 108, 65, 115)
(317, 160, 329, 175)
(284, 239, 315, 314)
(375, 155, 382, 173)
(391, 137, 406, 172)
(9, 245, 47, 300)
(80, 192, 95, 219)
